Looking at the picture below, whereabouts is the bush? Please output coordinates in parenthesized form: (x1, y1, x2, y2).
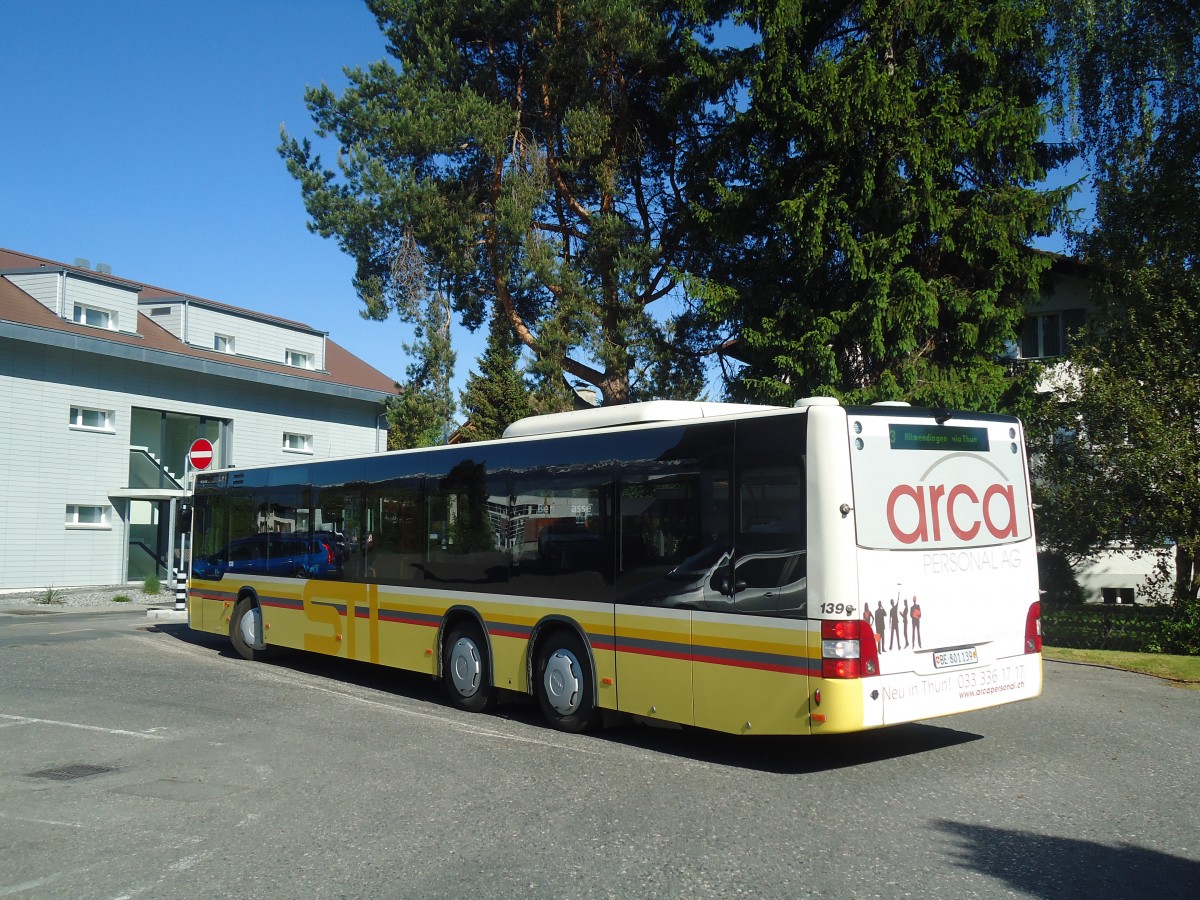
(142, 575, 161, 595)
(1154, 595, 1200, 656)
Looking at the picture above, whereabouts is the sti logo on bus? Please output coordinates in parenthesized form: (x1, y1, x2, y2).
(885, 458, 1019, 545)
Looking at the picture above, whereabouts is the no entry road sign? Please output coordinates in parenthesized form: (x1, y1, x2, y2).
(189, 438, 214, 471)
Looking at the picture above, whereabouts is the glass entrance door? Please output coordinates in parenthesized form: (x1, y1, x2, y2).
(127, 499, 170, 583)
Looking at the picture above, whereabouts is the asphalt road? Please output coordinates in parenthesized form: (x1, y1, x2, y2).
(0, 607, 1196, 899)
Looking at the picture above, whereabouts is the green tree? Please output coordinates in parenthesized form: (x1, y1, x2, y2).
(691, 1, 1072, 410)
(280, 0, 726, 407)
(457, 306, 535, 442)
(1033, 2, 1200, 638)
(384, 233, 457, 448)
(1048, 0, 1198, 189)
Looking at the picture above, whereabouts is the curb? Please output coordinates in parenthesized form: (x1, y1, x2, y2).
(145, 608, 189, 622)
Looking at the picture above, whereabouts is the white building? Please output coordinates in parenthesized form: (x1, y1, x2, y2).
(0, 248, 397, 591)
(1018, 256, 1170, 604)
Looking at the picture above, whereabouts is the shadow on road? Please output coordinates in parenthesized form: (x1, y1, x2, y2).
(148, 621, 982, 772)
(935, 819, 1200, 899)
(588, 718, 982, 774)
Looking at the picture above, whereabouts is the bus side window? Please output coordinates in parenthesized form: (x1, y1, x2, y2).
(510, 472, 613, 603)
(364, 477, 424, 586)
(424, 457, 510, 589)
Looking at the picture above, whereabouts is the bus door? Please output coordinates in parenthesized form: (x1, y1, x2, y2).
(692, 414, 811, 735)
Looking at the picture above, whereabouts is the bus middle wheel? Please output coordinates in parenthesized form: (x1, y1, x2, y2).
(536, 632, 598, 733)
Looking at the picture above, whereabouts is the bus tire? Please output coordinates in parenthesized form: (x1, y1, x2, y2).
(230, 596, 272, 661)
(443, 622, 495, 713)
(535, 632, 598, 733)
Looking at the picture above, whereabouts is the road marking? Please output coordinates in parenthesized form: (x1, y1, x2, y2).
(133, 630, 593, 751)
(0, 873, 64, 896)
(0, 714, 166, 740)
(0, 812, 83, 829)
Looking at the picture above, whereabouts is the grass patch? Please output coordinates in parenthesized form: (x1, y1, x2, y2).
(1044, 646, 1200, 687)
(35, 586, 64, 605)
(112, 595, 131, 603)
(142, 575, 161, 595)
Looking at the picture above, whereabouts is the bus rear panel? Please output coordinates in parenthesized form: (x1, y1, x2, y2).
(805, 404, 1042, 733)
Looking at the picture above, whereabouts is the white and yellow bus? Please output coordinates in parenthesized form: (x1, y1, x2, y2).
(187, 400, 1042, 735)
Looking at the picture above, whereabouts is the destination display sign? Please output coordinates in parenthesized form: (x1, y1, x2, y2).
(889, 424, 990, 452)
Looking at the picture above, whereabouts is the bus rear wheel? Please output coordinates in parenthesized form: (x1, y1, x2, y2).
(535, 632, 598, 733)
(443, 622, 495, 713)
(230, 596, 272, 661)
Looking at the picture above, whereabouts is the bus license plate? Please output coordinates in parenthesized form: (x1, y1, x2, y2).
(933, 647, 978, 669)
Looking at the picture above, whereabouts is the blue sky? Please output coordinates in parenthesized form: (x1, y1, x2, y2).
(1, 1, 434, 388)
(2, 1, 1084, 404)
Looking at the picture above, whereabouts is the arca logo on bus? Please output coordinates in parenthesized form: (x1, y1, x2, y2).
(884, 457, 1022, 545)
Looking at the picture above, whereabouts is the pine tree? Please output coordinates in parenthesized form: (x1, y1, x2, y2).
(690, 1, 1072, 410)
(457, 307, 534, 442)
(280, 0, 727, 406)
(381, 232, 456, 448)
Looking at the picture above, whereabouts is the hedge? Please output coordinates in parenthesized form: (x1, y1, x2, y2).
(1041, 604, 1172, 652)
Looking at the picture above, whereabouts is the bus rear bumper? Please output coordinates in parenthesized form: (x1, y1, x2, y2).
(874, 653, 1043, 726)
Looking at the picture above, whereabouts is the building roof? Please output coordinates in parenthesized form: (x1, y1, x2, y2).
(0, 247, 398, 398)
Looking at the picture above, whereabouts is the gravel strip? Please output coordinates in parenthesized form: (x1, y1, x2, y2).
(0, 585, 181, 612)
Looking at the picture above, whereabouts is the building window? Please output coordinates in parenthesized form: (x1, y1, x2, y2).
(66, 504, 111, 528)
(283, 432, 313, 454)
(214, 334, 235, 353)
(285, 349, 313, 369)
(69, 406, 115, 432)
(1021, 308, 1086, 359)
(149, 307, 171, 316)
(72, 303, 116, 330)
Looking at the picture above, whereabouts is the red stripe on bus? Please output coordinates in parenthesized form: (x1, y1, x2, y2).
(488, 627, 531, 639)
(613, 643, 693, 663)
(689, 652, 815, 675)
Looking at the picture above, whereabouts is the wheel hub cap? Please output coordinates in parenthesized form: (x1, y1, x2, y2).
(544, 649, 582, 715)
(449, 637, 482, 697)
(239, 606, 263, 649)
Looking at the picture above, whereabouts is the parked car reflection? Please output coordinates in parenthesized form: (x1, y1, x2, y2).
(192, 532, 344, 580)
(619, 544, 806, 616)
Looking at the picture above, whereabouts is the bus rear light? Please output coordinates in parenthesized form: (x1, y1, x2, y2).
(1025, 601, 1042, 653)
(823, 657, 862, 678)
(822, 638, 860, 659)
(821, 619, 880, 679)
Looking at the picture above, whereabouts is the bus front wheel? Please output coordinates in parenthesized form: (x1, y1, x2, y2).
(535, 633, 598, 733)
(443, 622, 495, 713)
(230, 597, 272, 661)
